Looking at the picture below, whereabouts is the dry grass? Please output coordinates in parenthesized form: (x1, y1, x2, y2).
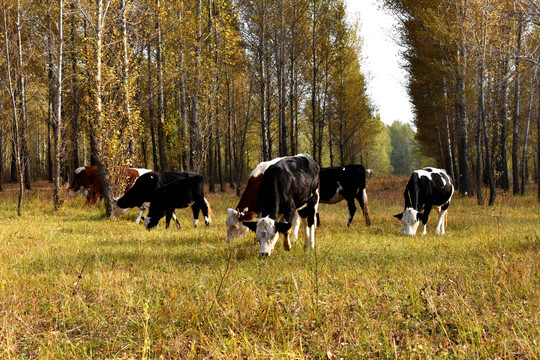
(0, 178, 538, 359)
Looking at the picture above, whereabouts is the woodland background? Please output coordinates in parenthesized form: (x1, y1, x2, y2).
(0, 0, 538, 215)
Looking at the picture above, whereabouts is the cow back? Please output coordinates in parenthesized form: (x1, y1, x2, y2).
(258, 154, 320, 218)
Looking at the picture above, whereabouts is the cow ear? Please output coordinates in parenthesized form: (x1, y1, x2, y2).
(275, 222, 292, 233)
(242, 221, 258, 232)
(394, 213, 403, 220)
(416, 212, 425, 222)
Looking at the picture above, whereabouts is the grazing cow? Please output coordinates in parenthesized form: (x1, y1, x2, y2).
(394, 167, 454, 236)
(115, 171, 199, 228)
(365, 168, 374, 180)
(86, 167, 151, 205)
(243, 154, 320, 257)
(143, 175, 211, 230)
(68, 166, 99, 197)
(225, 157, 285, 242)
(319, 165, 372, 227)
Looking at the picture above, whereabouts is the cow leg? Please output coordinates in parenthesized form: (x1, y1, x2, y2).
(355, 188, 372, 226)
(345, 196, 356, 227)
(191, 205, 200, 227)
(135, 208, 145, 224)
(301, 216, 310, 248)
(165, 210, 173, 229)
(172, 211, 181, 230)
(200, 197, 211, 226)
(435, 203, 450, 235)
(421, 204, 432, 235)
(291, 211, 301, 240)
(304, 200, 317, 249)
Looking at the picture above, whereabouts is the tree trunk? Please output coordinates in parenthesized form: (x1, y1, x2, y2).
(0, 130, 3, 191)
(237, 71, 256, 196)
(191, 0, 202, 170)
(15, 0, 30, 191)
(71, 1, 80, 170)
(147, 41, 158, 171)
(156, 0, 168, 171)
(53, 0, 63, 209)
(512, 18, 522, 195)
(94, 0, 113, 216)
(226, 68, 234, 188)
(121, 0, 133, 160)
(311, 0, 318, 160)
(497, 55, 510, 190)
(521, 63, 537, 195)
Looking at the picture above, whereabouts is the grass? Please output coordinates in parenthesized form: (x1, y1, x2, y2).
(0, 177, 538, 359)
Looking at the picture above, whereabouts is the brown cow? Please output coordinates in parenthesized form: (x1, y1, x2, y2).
(68, 166, 99, 198)
(69, 166, 151, 205)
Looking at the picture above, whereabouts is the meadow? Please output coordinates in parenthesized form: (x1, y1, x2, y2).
(0, 177, 538, 359)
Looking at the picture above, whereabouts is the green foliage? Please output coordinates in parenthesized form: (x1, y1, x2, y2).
(365, 122, 392, 175)
(0, 180, 538, 358)
(389, 121, 419, 175)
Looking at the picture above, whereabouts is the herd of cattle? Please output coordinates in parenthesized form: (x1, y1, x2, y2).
(68, 154, 454, 256)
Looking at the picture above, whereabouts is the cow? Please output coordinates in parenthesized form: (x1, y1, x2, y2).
(143, 175, 211, 230)
(394, 167, 454, 236)
(86, 167, 151, 205)
(114, 171, 200, 228)
(319, 165, 372, 227)
(68, 166, 99, 198)
(242, 154, 320, 257)
(225, 157, 286, 242)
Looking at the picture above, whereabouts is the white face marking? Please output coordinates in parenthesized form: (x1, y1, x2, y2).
(257, 217, 280, 256)
(401, 207, 420, 236)
(74, 167, 85, 175)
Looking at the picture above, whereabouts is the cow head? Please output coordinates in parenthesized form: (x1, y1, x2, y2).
(243, 216, 292, 257)
(225, 208, 249, 242)
(110, 197, 129, 220)
(394, 207, 420, 235)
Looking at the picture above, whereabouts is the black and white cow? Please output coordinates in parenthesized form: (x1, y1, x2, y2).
(243, 154, 320, 257)
(114, 171, 199, 228)
(319, 165, 372, 227)
(394, 167, 454, 236)
(144, 175, 211, 230)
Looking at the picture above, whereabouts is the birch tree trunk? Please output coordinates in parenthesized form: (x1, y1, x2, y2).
(512, 17, 522, 195)
(53, 0, 63, 209)
(521, 62, 537, 195)
(156, 0, 168, 171)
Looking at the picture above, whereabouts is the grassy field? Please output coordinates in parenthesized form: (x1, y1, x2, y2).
(0, 178, 538, 359)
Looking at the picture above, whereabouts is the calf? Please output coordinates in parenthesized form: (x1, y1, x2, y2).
(144, 175, 211, 230)
(319, 164, 372, 226)
(225, 157, 284, 242)
(114, 171, 199, 227)
(394, 167, 454, 235)
(243, 154, 320, 257)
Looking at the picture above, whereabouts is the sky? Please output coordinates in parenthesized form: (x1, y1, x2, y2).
(346, 0, 414, 126)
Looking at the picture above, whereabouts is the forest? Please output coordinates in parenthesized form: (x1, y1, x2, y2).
(0, 0, 538, 214)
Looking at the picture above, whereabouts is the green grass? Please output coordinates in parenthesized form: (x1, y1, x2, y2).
(0, 179, 538, 359)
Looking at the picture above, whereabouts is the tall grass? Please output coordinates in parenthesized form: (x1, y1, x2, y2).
(0, 178, 538, 359)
